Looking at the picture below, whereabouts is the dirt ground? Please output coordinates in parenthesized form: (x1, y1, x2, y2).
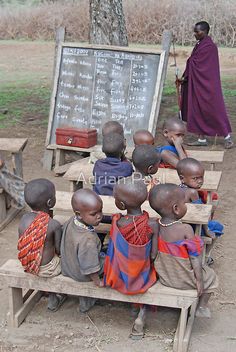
(0, 42, 236, 352)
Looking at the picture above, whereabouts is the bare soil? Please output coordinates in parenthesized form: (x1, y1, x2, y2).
(0, 42, 236, 352)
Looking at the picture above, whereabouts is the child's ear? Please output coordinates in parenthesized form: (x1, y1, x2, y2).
(75, 211, 81, 218)
(163, 129, 168, 137)
(147, 164, 154, 174)
(179, 174, 184, 183)
(120, 201, 126, 210)
(47, 199, 53, 208)
(172, 203, 179, 215)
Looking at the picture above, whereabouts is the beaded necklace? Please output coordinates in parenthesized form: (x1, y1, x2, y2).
(159, 219, 182, 227)
(74, 216, 95, 232)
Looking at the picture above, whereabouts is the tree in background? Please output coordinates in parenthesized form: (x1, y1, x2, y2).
(89, 0, 128, 46)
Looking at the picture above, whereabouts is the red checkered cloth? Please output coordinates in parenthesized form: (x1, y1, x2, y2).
(104, 213, 157, 295)
(18, 211, 50, 275)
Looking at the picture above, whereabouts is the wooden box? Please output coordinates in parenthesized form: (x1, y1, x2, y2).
(56, 128, 97, 148)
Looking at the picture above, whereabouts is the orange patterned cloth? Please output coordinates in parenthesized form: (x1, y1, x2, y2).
(18, 211, 50, 275)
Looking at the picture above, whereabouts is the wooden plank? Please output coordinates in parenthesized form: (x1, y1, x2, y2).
(0, 192, 7, 222)
(8, 287, 23, 328)
(0, 260, 198, 305)
(12, 151, 23, 178)
(0, 138, 28, 153)
(186, 150, 224, 163)
(42, 149, 54, 171)
(47, 144, 96, 153)
(0, 207, 22, 232)
(155, 169, 222, 192)
(55, 191, 212, 225)
(54, 159, 86, 175)
(55, 149, 65, 168)
(14, 290, 42, 328)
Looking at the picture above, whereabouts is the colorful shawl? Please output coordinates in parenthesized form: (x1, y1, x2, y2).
(18, 211, 50, 275)
(119, 211, 152, 245)
(104, 213, 157, 294)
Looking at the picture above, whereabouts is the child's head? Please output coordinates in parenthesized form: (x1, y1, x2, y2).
(132, 145, 160, 176)
(177, 158, 204, 189)
(162, 117, 186, 145)
(102, 121, 124, 137)
(133, 130, 154, 146)
(71, 188, 103, 226)
(102, 132, 125, 158)
(149, 183, 187, 220)
(24, 178, 56, 211)
(113, 176, 147, 211)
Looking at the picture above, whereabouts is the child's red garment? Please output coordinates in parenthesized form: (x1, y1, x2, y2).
(104, 213, 157, 294)
(18, 211, 50, 275)
(198, 189, 218, 204)
(119, 211, 152, 245)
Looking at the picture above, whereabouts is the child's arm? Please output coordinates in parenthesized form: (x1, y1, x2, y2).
(172, 136, 186, 161)
(52, 220, 63, 255)
(161, 150, 180, 168)
(184, 224, 204, 296)
(149, 219, 159, 261)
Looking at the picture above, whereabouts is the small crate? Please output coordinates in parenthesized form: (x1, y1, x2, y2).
(56, 128, 97, 148)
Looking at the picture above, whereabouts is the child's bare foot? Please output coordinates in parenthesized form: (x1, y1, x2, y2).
(205, 230, 216, 240)
(130, 306, 146, 340)
(195, 306, 211, 318)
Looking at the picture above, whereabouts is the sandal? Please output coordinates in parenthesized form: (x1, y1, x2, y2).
(187, 140, 208, 147)
(224, 138, 234, 149)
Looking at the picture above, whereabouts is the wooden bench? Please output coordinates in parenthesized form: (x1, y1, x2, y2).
(49, 143, 224, 173)
(63, 158, 222, 201)
(0, 259, 198, 352)
(0, 138, 28, 231)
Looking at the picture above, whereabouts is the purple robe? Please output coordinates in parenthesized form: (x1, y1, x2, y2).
(181, 36, 231, 137)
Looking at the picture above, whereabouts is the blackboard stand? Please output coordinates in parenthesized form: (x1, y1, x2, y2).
(43, 30, 172, 171)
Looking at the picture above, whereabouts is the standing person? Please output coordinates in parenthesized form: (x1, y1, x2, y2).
(180, 21, 233, 149)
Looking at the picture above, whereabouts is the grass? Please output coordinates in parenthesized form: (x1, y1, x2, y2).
(0, 83, 51, 128)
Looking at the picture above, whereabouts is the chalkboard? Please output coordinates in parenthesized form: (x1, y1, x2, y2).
(46, 43, 166, 146)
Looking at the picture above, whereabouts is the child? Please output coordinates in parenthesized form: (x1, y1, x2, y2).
(177, 158, 224, 264)
(93, 133, 133, 195)
(104, 177, 158, 336)
(133, 129, 154, 146)
(18, 178, 65, 312)
(132, 145, 160, 192)
(90, 120, 126, 163)
(61, 188, 104, 313)
(156, 117, 187, 168)
(149, 183, 218, 318)
(0, 155, 25, 209)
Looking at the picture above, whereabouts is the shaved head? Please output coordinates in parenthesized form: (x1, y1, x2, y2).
(24, 178, 55, 211)
(163, 117, 186, 132)
(114, 176, 147, 208)
(177, 158, 204, 176)
(133, 129, 154, 146)
(132, 145, 160, 175)
(102, 121, 124, 136)
(71, 188, 102, 213)
(149, 183, 185, 217)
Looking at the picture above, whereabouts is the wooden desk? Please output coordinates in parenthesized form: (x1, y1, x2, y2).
(55, 191, 212, 233)
(0, 138, 28, 178)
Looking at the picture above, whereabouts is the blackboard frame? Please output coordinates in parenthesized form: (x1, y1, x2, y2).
(46, 42, 166, 148)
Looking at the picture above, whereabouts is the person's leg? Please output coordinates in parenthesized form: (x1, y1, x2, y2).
(195, 293, 212, 318)
(187, 135, 208, 146)
(224, 134, 234, 149)
(48, 293, 67, 312)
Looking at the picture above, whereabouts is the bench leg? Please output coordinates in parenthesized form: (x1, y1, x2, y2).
(12, 151, 23, 178)
(173, 307, 188, 352)
(55, 149, 65, 168)
(0, 192, 7, 222)
(9, 288, 42, 328)
(183, 300, 198, 352)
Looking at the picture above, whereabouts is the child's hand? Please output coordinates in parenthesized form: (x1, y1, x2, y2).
(196, 279, 204, 297)
(172, 136, 184, 147)
(99, 280, 104, 288)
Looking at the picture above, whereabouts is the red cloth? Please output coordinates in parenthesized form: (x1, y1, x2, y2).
(119, 211, 153, 245)
(18, 212, 50, 275)
(181, 36, 231, 136)
(198, 189, 218, 204)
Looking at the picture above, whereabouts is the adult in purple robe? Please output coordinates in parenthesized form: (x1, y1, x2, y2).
(181, 21, 233, 149)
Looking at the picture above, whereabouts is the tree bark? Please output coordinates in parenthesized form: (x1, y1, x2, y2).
(89, 0, 128, 46)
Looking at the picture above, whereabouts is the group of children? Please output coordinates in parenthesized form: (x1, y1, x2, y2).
(17, 117, 221, 336)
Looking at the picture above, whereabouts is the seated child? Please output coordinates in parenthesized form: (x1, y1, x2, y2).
(61, 188, 104, 313)
(93, 133, 133, 196)
(132, 145, 160, 193)
(176, 157, 223, 240)
(0, 155, 25, 209)
(104, 177, 158, 336)
(18, 178, 65, 312)
(133, 129, 154, 146)
(156, 117, 187, 168)
(90, 120, 126, 163)
(149, 183, 218, 318)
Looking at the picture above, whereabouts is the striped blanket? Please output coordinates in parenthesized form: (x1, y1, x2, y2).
(155, 235, 218, 292)
(104, 214, 157, 295)
(18, 211, 50, 275)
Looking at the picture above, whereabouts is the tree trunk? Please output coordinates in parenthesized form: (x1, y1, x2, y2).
(89, 0, 128, 46)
